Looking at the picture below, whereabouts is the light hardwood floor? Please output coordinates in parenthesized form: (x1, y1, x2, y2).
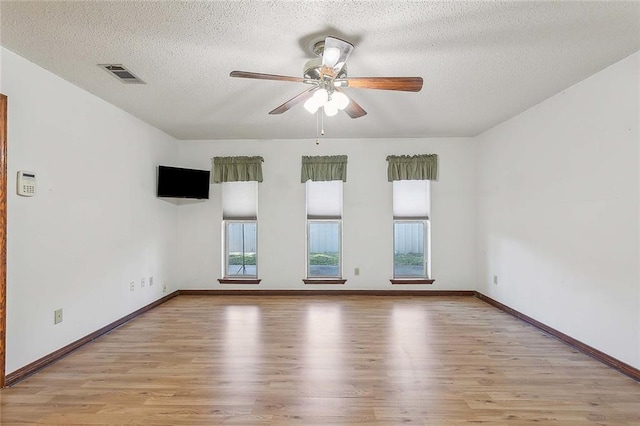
(1, 295, 639, 425)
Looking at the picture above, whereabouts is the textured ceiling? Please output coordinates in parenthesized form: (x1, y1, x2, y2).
(1, 1, 639, 140)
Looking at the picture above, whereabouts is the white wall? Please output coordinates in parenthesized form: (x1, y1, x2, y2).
(1, 48, 179, 374)
(476, 52, 640, 368)
(176, 138, 476, 291)
(4, 41, 636, 376)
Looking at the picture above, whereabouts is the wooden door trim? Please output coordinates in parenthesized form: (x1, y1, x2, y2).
(0, 94, 7, 388)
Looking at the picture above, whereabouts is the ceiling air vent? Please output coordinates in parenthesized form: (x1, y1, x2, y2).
(98, 64, 145, 84)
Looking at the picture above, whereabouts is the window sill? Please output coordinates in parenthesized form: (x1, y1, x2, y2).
(218, 278, 261, 284)
(303, 278, 347, 285)
(390, 278, 435, 285)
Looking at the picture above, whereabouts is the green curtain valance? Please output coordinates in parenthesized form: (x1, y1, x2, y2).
(301, 155, 348, 182)
(211, 156, 264, 183)
(386, 154, 438, 181)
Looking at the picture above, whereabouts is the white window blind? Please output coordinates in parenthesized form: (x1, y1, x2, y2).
(306, 180, 343, 219)
(223, 181, 258, 220)
(393, 180, 430, 219)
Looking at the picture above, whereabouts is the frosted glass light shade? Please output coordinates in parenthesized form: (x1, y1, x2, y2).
(303, 88, 347, 116)
(304, 97, 320, 113)
(312, 88, 328, 104)
(332, 91, 349, 110)
(324, 103, 338, 116)
(323, 47, 341, 67)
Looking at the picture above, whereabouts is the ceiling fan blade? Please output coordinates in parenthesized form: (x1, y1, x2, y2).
(322, 37, 353, 78)
(230, 70, 306, 83)
(335, 88, 367, 119)
(342, 77, 423, 92)
(269, 87, 317, 115)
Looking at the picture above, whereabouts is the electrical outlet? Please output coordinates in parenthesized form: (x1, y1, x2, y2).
(149, 276, 154, 286)
(130, 280, 135, 291)
(354, 267, 360, 276)
(162, 284, 167, 293)
(493, 275, 498, 285)
(54, 309, 63, 324)
(141, 277, 145, 287)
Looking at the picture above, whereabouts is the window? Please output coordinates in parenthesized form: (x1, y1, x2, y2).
(222, 181, 258, 280)
(308, 221, 341, 277)
(392, 180, 431, 279)
(394, 221, 429, 277)
(225, 221, 257, 277)
(306, 180, 342, 279)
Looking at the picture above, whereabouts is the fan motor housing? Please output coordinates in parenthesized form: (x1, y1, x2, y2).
(303, 58, 347, 80)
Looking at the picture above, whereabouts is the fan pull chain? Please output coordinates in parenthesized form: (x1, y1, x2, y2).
(315, 108, 326, 145)
(316, 109, 320, 145)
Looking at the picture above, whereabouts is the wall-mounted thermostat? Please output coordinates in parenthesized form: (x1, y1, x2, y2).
(17, 171, 36, 197)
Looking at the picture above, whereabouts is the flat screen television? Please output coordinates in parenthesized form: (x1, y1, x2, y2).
(157, 165, 210, 199)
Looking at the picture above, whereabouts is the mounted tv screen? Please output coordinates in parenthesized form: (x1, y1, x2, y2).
(157, 165, 210, 199)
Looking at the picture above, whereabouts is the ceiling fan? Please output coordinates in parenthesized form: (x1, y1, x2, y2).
(230, 36, 423, 119)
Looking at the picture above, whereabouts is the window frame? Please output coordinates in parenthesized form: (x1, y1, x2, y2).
(306, 219, 343, 279)
(218, 180, 261, 284)
(392, 219, 431, 279)
(390, 179, 434, 284)
(223, 219, 258, 280)
(304, 179, 345, 284)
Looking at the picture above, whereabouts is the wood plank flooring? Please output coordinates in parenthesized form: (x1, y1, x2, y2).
(1, 295, 639, 425)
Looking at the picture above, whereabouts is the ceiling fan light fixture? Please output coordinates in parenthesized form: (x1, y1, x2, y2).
(312, 88, 329, 104)
(323, 47, 341, 67)
(326, 97, 338, 111)
(304, 97, 320, 113)
(324, 103, 339, 116)
(332, 91, 350, 110)
(231, 35, 422, 121)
